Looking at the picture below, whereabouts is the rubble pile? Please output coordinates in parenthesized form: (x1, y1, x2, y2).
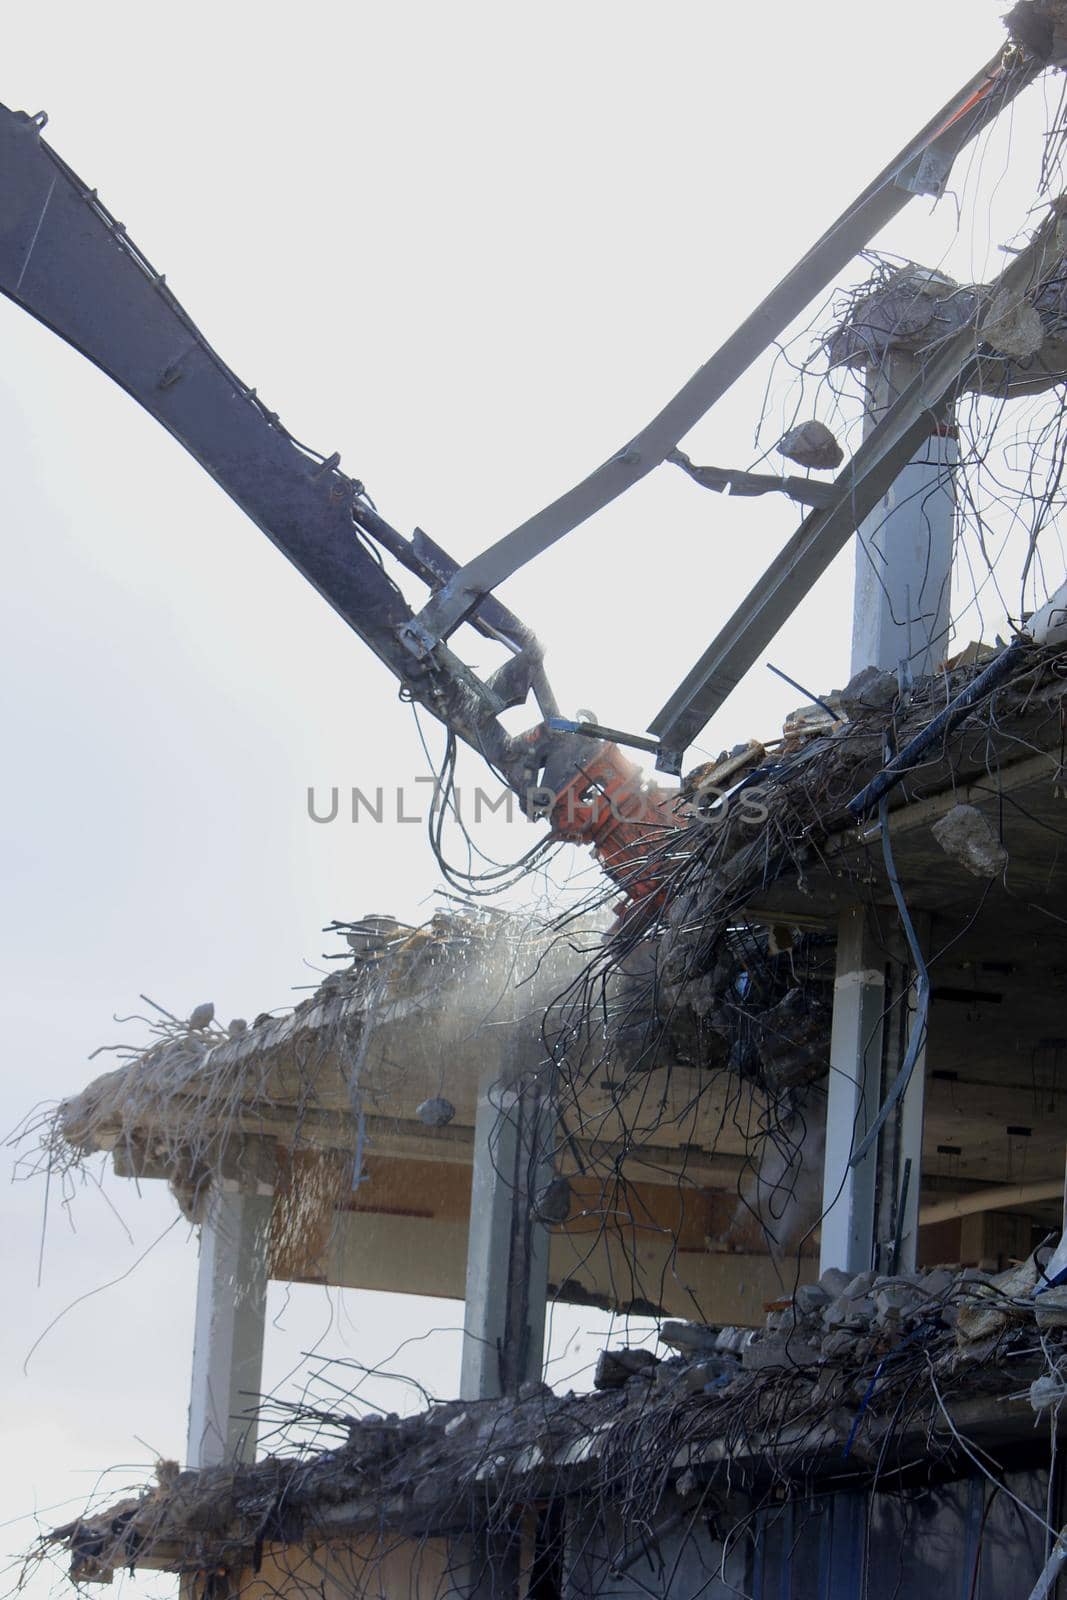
(44, 1258, 1067, 1584)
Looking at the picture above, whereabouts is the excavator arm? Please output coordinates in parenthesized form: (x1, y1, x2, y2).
(0, 104, 674, 892)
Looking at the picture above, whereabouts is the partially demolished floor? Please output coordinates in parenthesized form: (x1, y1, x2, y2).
(43, 1258, 1067, 1596)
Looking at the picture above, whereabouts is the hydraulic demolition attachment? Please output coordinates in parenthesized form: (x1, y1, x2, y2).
(0, 104, 675, 907)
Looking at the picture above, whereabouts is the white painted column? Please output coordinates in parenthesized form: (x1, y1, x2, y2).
(186, 1186, 271, 1467)
(823, 350, 950, 1276)
(820, 906, 887, 1276)
(459, 1040, 553, 1401)
(851, 348, 957, 681)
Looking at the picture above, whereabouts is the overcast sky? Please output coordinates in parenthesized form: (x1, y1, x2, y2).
(1, 4, 1054, 1593)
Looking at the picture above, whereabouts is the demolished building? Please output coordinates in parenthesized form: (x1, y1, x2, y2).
(18, 4, 1067, 1597)
(30, 631, 1067, 1597)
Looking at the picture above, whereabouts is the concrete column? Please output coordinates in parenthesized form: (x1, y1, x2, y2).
(852, 348, 957, 681)
(821, 909, 930, 1278)
(873, 931, 928, 1275)
(828, 350, 949, 1278)
(186, 1186, 271, 1467)
(820, 906, 886, 1276)
(459, 1034, 553, 1401)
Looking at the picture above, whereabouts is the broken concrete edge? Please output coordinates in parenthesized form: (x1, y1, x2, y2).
(824, 233, 1067, 392)
(28, 906, 587, 1183)
(930, 803, 1009, 878)
(38, 1257, 1063, 1582)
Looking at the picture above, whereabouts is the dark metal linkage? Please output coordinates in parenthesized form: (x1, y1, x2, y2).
(403, 53, 1035, 657)
(0, 103, 551, 786)
(669, 448, 837, 510)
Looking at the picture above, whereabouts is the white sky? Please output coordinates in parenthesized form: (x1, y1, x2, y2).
(0, 4, 1057, 1594)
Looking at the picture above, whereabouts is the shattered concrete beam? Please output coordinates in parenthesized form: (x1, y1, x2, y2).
(827, 255, 1067, 396)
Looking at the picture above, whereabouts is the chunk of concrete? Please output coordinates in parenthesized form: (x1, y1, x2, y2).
(416, 1096, 456, 1128)
(874, 1283, 922, 1322)
(795, 1282, 832, 1314)
(533, 1176, 572, 1224)
(838, 666, 898, 719)
(931, 804, 1008, 878)
(982, 287, 1045, 361)
(1030, 1374, 1067, 1411)
(777, 419, 843, 471)
(743, 1333, 820, 1370)
(1035, 1285, 1067, 1330)
(594, 1347, 658, 1390)
(659, 1320, 720, 1355)
(823, 1292, 875, 1329)
(1028, 578, 1067, 648)
(956, 1254, 1040, 1342)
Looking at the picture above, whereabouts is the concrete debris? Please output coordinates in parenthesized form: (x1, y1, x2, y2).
(593, 1347, 658, 1390)
(415, 1096, 456, 1128)
(517, 1379, 553, 1402)
(826, 258, 1067, 384)
(742, 1332, 820, 1369)
(1035, 1285, 1067, 1330)
(46, 1255, 1066, 1582)
(873, 1281, 923, 1322)
(345, 915, 402, 957)
(793, 1282, 831, 1315)
(930, 804, 1008, 878)
(828, 266, 964, 369)
(1004, 1, 1067, 68)
(824, 1292, 875, 1330)
(1027, 578, 1067, 648)
(533, 1175, 572, 1224)
(714, 1327, 753, 1355)
(780, 700, 844, 744)
(681, 741, 765, 803)
(955, 1252, 1041, 1342)
(1030, 1374, 1067, 1410)
(982, 287, 1046, 361)
(659, 1320, 722, 1355)
(188, 1002, 215, 1029)
(777, 419, 844, 471)
(838, 665, 898, 719)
